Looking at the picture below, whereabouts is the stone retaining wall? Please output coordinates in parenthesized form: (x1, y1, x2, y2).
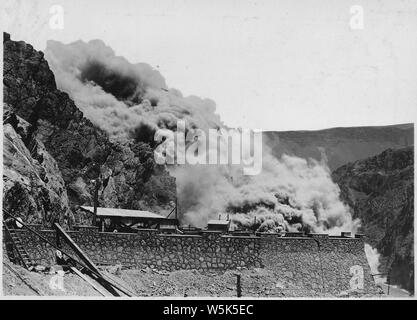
(259, 234, 376, 295)
(3, 226, 378, 295)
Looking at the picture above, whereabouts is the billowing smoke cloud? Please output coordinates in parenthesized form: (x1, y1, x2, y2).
(45, 39, 358, 234)
(79, 60, 145, 104)
(45, 39, 223, 138)
(174, 151, 359, 234)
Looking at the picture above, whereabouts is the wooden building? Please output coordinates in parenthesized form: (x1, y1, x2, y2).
(80, 206, 175, 233)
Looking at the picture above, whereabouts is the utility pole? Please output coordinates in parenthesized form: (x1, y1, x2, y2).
(92, 177, 101, 226)
(175, 197, 178, 221)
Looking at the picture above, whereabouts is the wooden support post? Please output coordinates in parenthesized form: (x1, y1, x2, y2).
(70, 267, 110, 297)
(4, 210, 131, 296)
(236, 273, 242, 297)
(53, 223, 128, 297)
(54, 223, 101, 275)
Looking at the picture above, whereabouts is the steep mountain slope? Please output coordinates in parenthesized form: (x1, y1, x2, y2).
(332, 147, 414, 292)
(3, 32, 176, 226)
(264, 125, 413, 171)
(3, 104, 72, 225)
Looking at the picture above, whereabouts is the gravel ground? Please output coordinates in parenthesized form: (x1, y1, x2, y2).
(3, 260, 101, 297)
(119, 267, 370, 298)
(3, 260, 384, 298)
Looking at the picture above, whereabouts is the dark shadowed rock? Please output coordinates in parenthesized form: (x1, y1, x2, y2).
(332, 147, 414, 293)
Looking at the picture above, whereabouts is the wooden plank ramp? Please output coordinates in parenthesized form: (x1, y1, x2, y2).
(54, 223, 133, 297)
(100, 270, 137, 296)
(3, 212, 133, 297)
(70, 267, 112, 297)
(54, 223, 101, 275)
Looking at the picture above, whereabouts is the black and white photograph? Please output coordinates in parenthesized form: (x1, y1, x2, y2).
(0, 0, 415, 305)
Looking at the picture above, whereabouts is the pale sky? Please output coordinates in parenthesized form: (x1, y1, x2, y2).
(3, 0, 417, 131)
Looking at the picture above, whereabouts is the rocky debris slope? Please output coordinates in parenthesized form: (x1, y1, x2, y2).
(3, 254, 100, 296)
(119, 267, 383, 298)
(3, 32, 176, 225)
(4, 262, 384, 297)
(265, 124, 413, 171)
(332, 147, 414, 293)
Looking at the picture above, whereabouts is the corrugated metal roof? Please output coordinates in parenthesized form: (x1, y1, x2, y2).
(80, 206, 165, 219)
(207, 219, 230, 225)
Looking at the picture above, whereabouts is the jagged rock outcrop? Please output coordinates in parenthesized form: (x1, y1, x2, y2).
(332, 147, 414, 292)
(3, 104, 72, 226)
(3, 32, 176, 225)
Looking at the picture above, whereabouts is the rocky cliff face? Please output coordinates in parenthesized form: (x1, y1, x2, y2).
(3, 104, 72, 226)
(3, 33, 176, 226)
(332, 147, 414, 292)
